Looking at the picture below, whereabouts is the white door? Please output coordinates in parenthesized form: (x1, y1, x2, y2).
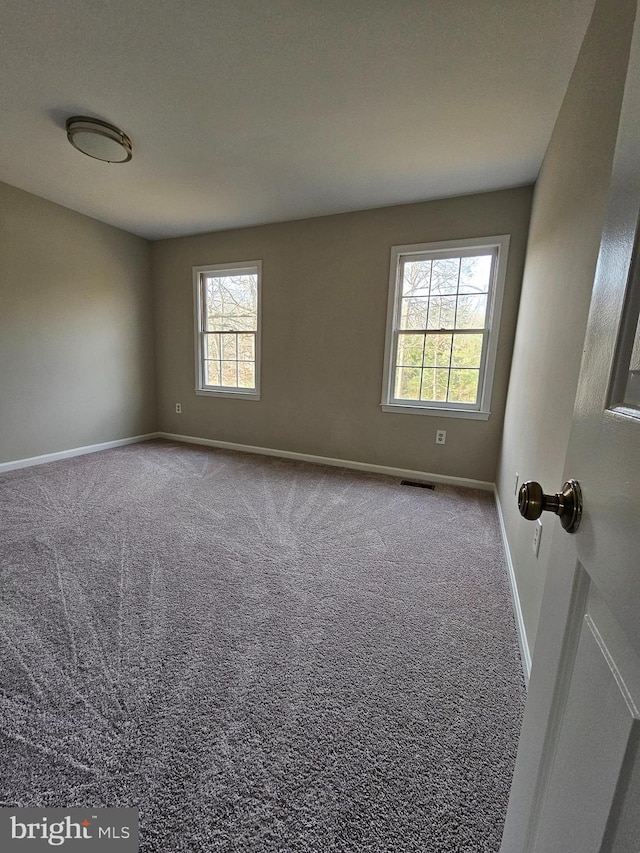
(501, 8, 640, 852)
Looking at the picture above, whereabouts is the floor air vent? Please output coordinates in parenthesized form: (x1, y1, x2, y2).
(400, 480, 435, 490)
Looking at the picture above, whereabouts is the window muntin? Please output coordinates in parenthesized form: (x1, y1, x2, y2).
(194, 262, 261, 399)
(382, 237, 509, 417)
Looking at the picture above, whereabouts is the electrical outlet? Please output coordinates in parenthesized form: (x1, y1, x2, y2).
(514, 472, 519, 496)
(435, 429, 446, 445)
(532, 519, 542, 557)
(175, 403, 182, 414)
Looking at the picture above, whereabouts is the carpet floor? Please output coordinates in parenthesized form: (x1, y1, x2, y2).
(0, 440, 525, 851)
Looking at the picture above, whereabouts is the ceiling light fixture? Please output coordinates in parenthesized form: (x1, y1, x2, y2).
(66, 116, 132, 163)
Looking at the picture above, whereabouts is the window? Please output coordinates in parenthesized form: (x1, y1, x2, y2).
(381, 236, 509, 419)
(193, 261, 261, 399)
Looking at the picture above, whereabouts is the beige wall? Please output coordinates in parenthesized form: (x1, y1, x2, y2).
(152, 187, 532, 482)
(496, 0, 636, 654)
(0, 181, 156, 463)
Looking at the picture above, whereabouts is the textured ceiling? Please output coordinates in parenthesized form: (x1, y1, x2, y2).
(0, 0, 595, 239)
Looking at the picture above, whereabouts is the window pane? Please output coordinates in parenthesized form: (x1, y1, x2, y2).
(397, 333, 424, 366)
(205, 333, 220, 360)
(400, 297, 429, 329)
(237, 333, 255, 361)
(384, 240, 506, 413)
(459, 255, 492, 294)
(456, 294, 487, 329)
(423, 334, 452, 367)
(420, 368, 449, 401)
(395, 367, 421, 400)
(448, 369, 479, 403)
(206, 305, 256, 331)
(221, 333, 237, 360)
(238, 362, 256, 389)
(221, 361, 238, 387)
(430, 258, 460, 295)
(205, 360, 221, 386)
(451, 334, 483, 368)
(402, 260, 431, 297)
(427, 296, 456, 330)
(197, 262, 261, 397)
(204, 273, 258, 332)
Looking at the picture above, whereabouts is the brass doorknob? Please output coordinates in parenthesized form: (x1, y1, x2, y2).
(518, 479, 582, 533)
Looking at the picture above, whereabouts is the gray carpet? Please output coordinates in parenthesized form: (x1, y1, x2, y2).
(0, 439, 525, 851)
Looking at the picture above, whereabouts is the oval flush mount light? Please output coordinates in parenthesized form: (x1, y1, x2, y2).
(66, 116, 132, 163)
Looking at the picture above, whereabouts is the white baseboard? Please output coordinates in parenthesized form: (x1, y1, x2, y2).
(0, 433, 158, 473)
(494, 485, 532, 684)
(157, 431, 494, 491)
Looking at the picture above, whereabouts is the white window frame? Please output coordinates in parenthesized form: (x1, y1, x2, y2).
(193, 260, 262, 400)
(381, 235, 510, 420)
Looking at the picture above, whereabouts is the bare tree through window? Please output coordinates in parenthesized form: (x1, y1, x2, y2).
(394, 254, 492, 404)
(383, 238, 509, 416)
(195, 263, 261, 396)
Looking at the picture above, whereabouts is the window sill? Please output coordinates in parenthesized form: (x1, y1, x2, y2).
(380, 403, 490, 420)
(196, 389, 261, 401)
